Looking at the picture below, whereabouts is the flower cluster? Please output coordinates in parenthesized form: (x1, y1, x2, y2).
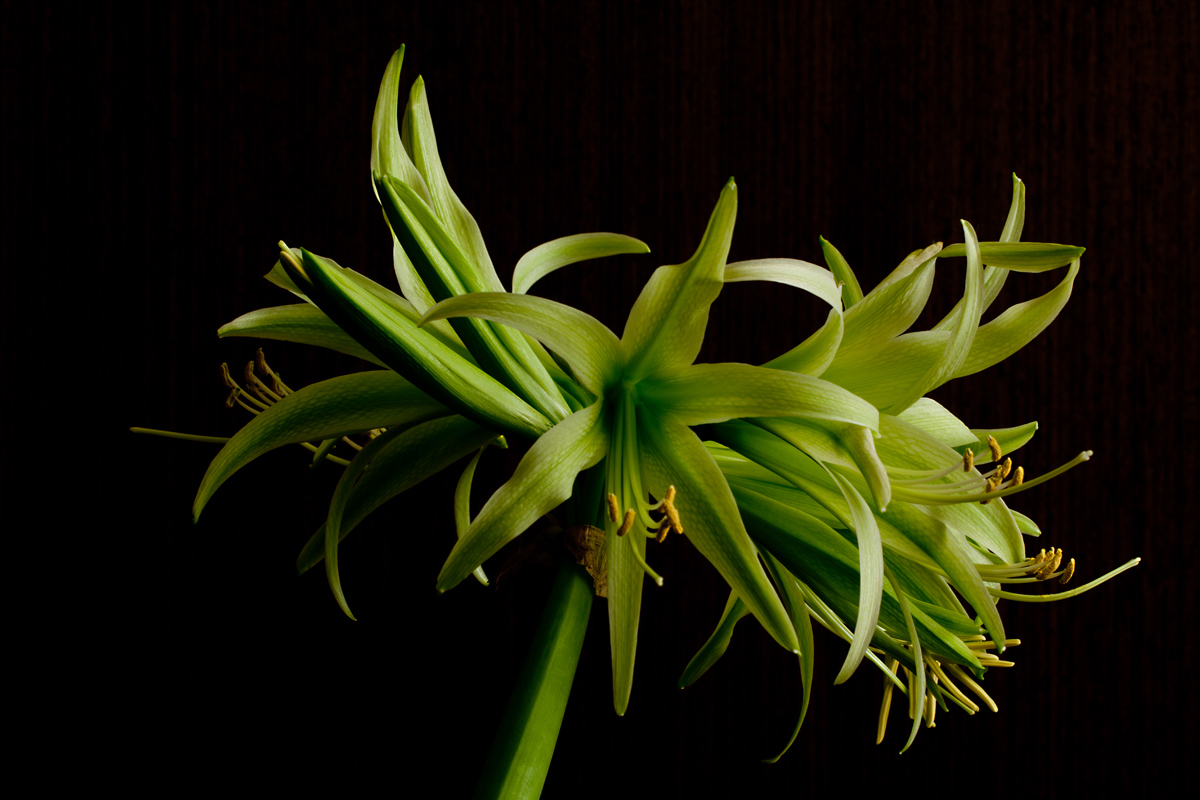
(145, 47, 1138, 757)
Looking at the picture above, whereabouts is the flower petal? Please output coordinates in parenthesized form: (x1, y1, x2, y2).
(724, 258, 845, 376)
(636, 416, 799, 654)
(219, 304, 387, 366)
(833, 244, 939, 357)
(638, 363, 879, 430)
(295, 416, 497, 576)
(436, 401, 609, 591)
(896, 397, 977, 448)
(819, 236, 864, 308)
(402, 76, 504, 292)
(621, 180, 737, 381)
(285, 248, 552, 439)
(938, 241, 1085, 271)
(829, 471, 884, 685)
(513, 233, 651, 295)
(369, 47, 432, 206)
(677, 590, 750, 689)
(421, 292, 624, 396)
(193, 370, 449, 520)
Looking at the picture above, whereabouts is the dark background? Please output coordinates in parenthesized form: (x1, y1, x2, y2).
(6, 1, 1195, 795)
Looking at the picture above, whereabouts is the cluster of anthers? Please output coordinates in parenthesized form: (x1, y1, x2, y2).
(606, 486, 684, 544)
(219, 348, 382, 466)
(876, 636, 1022, 743)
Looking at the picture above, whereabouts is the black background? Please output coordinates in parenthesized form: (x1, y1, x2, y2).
(5, 1, 1196, 796)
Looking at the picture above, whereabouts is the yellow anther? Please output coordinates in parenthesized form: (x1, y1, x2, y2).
(662, 485, 684, 534)
(1060, 558, 1076, 585)
(963, 448, 975, 472)
(1036, 548, 1064, 580)
(220, 362, 237, 389)
(980, 474, 1001, 504)
(616, 508, 636, 537)
(1012, 466, 1024, 487)
(656, 518, 672, 544)
(987, 435, 1002, 463)
(999, 457, 1012, 480)
(606, 494, 620, 523)
(256, 347, 270, 376)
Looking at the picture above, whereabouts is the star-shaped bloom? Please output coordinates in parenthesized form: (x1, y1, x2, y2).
(421, 179, 884, 712)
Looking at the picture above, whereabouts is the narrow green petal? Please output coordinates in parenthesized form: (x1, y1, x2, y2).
(747, 417, 891, 511)
(677, 590, 750, 689)
(639, 363, 879, 430)
(325, 423, 428, 620)
(763, 310, 844, 377)
(954, 259, 1080, 378)
(369, 47, 432, 206)
(219, 304, 387, 366)
(404, 76, 506, 293)
(724, 258, 843, 309)
(820, 330, 942, 410)
(284, 248, 552, 440)
(938, 241, 1085, 271)
(513, 233, 650, 295)
(830, 472, 884, 684)
(295, 416, 496, 576)
(436, 401, 609, 592)
(957, 421, 1039, 461)
(724, 258, 846, 376)
(607, 504, 646, 715)
(759, 551, 815, 763)
(882, 219, 985, 414)
(378, 178, 568, 419)
(637, 416, 799, 654)
(835, 244, 939, 356)
(621, 180, 737, 381)
(933, 173, 1024, 332)
(193, 370, 448, 520)
(896, 397, 977, 448)
(455, 445, 492, 586)
(886, 566, 926, 754)
(420, 292, 623, 396)
(819, 236, 864, 308)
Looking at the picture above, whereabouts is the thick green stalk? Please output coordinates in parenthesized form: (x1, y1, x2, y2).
(472, 558, 593, 799)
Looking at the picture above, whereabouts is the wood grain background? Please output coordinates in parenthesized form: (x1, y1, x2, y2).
(5, 1, 1195, 795)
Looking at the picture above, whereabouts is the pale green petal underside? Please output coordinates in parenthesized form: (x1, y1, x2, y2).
(295, 416, 495, 576)
(677, 590, 750, 688)
(404, 76, 505, 293)
(436, 402, 609, 591)
(897, 397, 978, 448)
(455, 445, 491, 586)
(759, 551, 815, 763)
(938, 241, 1084, 271)
(285, 248, 552, 440)
(835, 245, 938, 356)
(724, 258, 846, 376)
(819, 236, 864, 308)
(957, 421, 1039, 462)
(607, 503, 646, 716)
(640, 363, 879, 430)
(193, 370, 448, 520)
(420, 292, 623, 396)
(370, 47, 432, 206)
(219, 304, 387, 366)
(622, 180, 737, 381)
(637, 416, 799, 654)
(830, 471, 884, 684)
(513, 233, 651, 295)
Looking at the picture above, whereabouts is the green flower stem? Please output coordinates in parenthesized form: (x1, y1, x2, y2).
(473, 558, 594, 800)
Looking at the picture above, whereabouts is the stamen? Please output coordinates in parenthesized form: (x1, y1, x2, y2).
(987, 435, 1002, 463)
(999, 457, 1012, 480)
(607, 494, 621, 523)
(1060, 558, 1076, 584)
(927, 660, 980, 713)
(1036, 548, 1064, 580)
(963, 448, 974, 472)
(946, 664, 998, 713)
(616, 508, 636, 537)
(1012, 466, 1024, 487)
(656, 518, 672, 544)
(662, 485, 684, 534)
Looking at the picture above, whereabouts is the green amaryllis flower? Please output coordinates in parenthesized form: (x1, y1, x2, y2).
(674, 176, 1140, 753)
(421, 179, 886, 713)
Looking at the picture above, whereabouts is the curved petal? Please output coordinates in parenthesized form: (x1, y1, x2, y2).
(636, 416, 799, 654)
(938, 241, 1084, 271)
(896, 397, 977, 448)
(883, 219, 985, 414)
(219, 304, 388, 366)
(369, 47, 432, 206)
(436, 401, 610, 591)
(621, 180, 737, 381)
(834, 246, 938, 356)
(295, 416, 496, 576)
(677, 590, 750, 688)
(819, 236, 865, 308)
(829, 471, 884, 685)
(725, 258, 846, 376)
(193, 370, 448, 520)
(638, 363, 879, 430)
(421, 292, 623, 395)
(513, 233, 650, 295)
